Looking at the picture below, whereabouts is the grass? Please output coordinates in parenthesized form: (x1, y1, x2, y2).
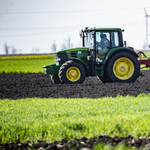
(0, 94, 150, 143)
(0, 54, 55, 60)
(0, 58, 55, 74)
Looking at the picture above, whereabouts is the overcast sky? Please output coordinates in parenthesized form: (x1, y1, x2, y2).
(0, 0, 150, 54)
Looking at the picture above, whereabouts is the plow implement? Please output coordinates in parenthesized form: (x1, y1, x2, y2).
(138, 51, 150, 69)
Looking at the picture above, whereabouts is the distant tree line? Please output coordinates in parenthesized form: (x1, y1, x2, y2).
(4, 36, 150, 55)
(4, 36, 74, 55)
(51, 36, 74, 53)
(4, 43, 19, 55)
(4, 43, 39, 55)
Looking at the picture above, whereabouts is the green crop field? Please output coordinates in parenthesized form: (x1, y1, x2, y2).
(0, 51, 150, 74)
(0, 54, 55, 74)
(0, 94, 150, 143)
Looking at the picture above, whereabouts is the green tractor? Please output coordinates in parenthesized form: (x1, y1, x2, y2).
(43, 27, 140, 84)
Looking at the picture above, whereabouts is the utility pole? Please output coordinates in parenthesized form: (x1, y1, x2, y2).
(144, 8, 150, 50)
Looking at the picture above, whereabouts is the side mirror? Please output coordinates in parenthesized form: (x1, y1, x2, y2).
(124, 41, 126, 47)
(79, 30, 83, 38)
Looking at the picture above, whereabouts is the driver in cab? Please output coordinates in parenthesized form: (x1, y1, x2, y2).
(96, 34, 110, 62)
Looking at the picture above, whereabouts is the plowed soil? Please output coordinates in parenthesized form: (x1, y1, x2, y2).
(0, 70, 150, 99)
(1, 70, 150, 150)
(1, 136, 150, 150)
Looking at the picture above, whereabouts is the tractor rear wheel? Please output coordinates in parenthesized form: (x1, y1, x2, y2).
(50, 74, 61, 84)
(59, 60, 85, 84)
(105, 52, 140, 82)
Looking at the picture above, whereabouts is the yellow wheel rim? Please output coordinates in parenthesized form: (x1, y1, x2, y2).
(113, 57, 134, 80)
(66, 67, 81, 82)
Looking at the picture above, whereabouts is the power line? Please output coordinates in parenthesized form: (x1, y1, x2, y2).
(0, 17, 52, 23)
(0, 7, 146, 15)
(0, 27, 66, 30)
(0, 29, 76, 38)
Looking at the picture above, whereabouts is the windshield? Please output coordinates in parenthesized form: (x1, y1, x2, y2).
(85, 31, 94, 49)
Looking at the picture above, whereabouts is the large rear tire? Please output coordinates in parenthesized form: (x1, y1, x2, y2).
(59, 60, 85, 84)
(105, 52, 140, 82)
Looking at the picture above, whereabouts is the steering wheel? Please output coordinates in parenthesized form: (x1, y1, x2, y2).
(96, 41, 100, 49)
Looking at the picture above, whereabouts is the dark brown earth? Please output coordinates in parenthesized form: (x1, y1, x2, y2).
(1, 136, 150, 150)
(1, 70, 150, 150)
(0, 70, 150, 99)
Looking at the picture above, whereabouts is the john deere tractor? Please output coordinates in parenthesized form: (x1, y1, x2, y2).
(43, 27, 140, 84)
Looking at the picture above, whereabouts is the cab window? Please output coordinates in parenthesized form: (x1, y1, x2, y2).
(111, 32, 119, 47)
(86, 31, 94, 49)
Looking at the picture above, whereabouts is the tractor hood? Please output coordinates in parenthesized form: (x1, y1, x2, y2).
(57, 47, 89, 53)
(55, 47, 89, 66)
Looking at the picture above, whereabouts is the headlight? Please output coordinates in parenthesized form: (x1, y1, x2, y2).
(55, 57, 61, 62)
(55, 53, 67, 64)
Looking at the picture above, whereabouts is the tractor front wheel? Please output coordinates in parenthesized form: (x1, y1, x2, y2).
(59, 60, 85, 84)
(50, 74, 61, 84)
(105, 52, 140, 82)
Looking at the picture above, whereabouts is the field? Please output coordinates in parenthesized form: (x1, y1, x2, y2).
(1, 95, 150, 149)
(0, 54, 55, 74)
(1, 95, 150, 143)
(1, 70, 150, 99)
(0, 54, 150, 150)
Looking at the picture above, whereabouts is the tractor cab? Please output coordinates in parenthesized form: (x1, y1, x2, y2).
(80, 28, 124, 63)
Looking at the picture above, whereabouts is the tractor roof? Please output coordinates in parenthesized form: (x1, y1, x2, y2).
(85, 27, 123, 32)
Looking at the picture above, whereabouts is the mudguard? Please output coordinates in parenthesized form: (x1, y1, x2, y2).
(104, 47, 138, 65)
(43, 64, 60, 75)
(70, 57, 89, 77)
